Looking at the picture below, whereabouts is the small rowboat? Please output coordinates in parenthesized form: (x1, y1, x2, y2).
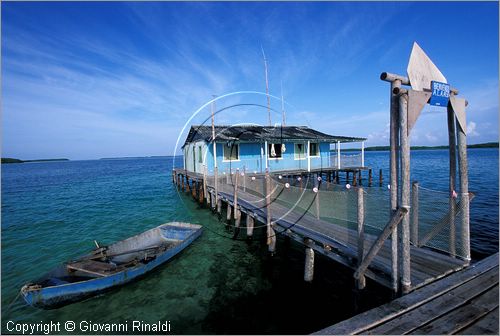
(21, 222, 202, 309)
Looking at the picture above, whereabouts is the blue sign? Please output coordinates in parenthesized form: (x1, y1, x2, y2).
(429, 81, 450, 107)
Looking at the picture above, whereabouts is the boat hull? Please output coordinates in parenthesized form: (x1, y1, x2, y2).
(21, 222, 202, 309)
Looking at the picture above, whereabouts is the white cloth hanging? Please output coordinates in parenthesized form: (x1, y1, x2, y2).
(270, 143, 276, 157)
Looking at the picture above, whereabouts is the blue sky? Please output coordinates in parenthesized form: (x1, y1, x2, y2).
(2, 2, 498, 160)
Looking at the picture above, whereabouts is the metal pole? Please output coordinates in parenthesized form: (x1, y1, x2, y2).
(447, 101, 457, 257)
(399, 92, 411, 294)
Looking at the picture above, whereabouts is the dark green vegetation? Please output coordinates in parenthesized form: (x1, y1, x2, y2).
(1, 158, 69, 164)
(337, 142, 499, 152)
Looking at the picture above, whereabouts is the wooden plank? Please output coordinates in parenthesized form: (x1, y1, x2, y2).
(366, 266, 499, 334)
(409, 285, 499, 335)
(67, 260, 118, 277)
(313, 253, 498, 335)
(458, 307, 499, 335)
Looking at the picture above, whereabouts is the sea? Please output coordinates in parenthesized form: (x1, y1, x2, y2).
(1, 148, 498, 334)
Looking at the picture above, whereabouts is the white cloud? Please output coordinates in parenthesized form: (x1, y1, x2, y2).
(467, 121, 479, 137)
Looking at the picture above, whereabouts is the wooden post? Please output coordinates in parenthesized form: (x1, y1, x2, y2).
(352, 172, 357, 186)
(226, 203, 232, 222)
(172, 169, 175, 184)
(217, 199, 222, 214)
(234, 169, 239, 220)
(181, 174, 185, 191)
(304, 239, 314, 282)
(357, 187, 365, 289)
(358, 170, 362, 185)
(387, 75, 402, 295)
(335, 171, 340, 184)
(456, 116, 470, 262)
(447, 102, 457, 257)
(203, 165, 208, 205)
(379, 169, 383, 186)
(368, 169, 373, 186)
(246, 215, 254, 237)
(266, 170, 276, 253)
(346, 171, 349, 183)
(399, 92, 411, 294)
(411, 182, 419, 245)
(315, 189, 320, 220)
(199, 181, 204, 204)
(243, 166, 246, 192)
(214, 166, 219, 210)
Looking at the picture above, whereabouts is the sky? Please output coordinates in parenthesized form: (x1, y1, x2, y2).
(2, 1, 498, 160)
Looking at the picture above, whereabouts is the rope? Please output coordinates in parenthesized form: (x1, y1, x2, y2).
(5, 289, 22, 315)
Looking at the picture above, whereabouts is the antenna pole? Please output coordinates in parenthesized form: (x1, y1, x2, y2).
(281, 80, 286, 126)
(211, 95, 217, 168)
(262, 47, 271, 126)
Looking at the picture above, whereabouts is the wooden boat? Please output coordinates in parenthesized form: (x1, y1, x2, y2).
(21, 222, 202, 309)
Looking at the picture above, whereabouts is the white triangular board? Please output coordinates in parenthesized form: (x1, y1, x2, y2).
(407, 42, 447, 92)
(450, 95, 467, 134)
(408, 90, 432, 133)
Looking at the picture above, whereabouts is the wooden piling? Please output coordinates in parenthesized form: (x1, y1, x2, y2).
(399, 92, 411, 294)
(217, 199, 222, 214)
(234, 169, 239, 220)
(266, 170, 276, 253)
(357, 187, 366, 289)
(456, 116, 470, 262)
(447, 102, 457, 257)
(246, 215, 254, 237)
(379, 169, 383, 186)
(304, 239, 315, 282)
(411, 182, 419, 245)
(368, 169, 373, 186)
(352, 172, 357, 186)
(358, 170, 362, 185)
(336, 171, 340, 184)
(214, 166, 219, 209)
(226, 203, 232, 222)
(346, 171, 350, 183)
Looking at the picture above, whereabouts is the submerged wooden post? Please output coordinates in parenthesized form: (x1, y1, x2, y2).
(246, 215, 254, 237)
(379, 169, 383, 186)
(352, 172, 357, 186)
(358, 170, 362, 185)
(217, 199, 222, 214)
(304, 239, 315, 282)
(399, 91, 411, 294)
(368, 169, 373, 186)
(226, 203, 232, 222)
(181, 174, 185, 191)
(346, 171, 349, 183)
(357, 187, 366, 290)
(411, 182, 419, 245)
(456, 114, 470, 262)
(447, 102, 457, 257)
(335, 171, 340, 184)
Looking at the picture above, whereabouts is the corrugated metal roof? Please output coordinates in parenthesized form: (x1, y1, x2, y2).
(182, 125, 365, 147)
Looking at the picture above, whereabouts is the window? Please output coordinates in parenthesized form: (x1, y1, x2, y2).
(294, 143, 306, 160)
(268, 143, 283, 159)
(309, 142, 319, 157)
(223, 143, 239, 161)
(198, 146, 203, 163)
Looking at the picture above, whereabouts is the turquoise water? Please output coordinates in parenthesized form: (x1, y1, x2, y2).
(2, 149, 498, 334)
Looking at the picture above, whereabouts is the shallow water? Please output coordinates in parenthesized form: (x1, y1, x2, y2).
(1, 149, 498, 334)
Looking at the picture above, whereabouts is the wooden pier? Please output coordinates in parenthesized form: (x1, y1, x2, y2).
(172, 168, 468, 293)
(315, 252, 499, 335)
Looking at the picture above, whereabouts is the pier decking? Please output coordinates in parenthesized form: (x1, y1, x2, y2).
(173, 168, 469, 293)
(315, 252, 499, 335)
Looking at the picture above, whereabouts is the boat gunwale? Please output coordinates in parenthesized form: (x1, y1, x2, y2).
(22, 222, 203, 293)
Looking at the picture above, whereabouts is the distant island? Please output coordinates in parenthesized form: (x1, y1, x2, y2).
(338, 142, 499, 152)
(1, 158, 69, 164)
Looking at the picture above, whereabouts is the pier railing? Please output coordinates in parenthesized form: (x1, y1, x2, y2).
(205, 170, 470, 258)
(197, 168, 470, 291)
